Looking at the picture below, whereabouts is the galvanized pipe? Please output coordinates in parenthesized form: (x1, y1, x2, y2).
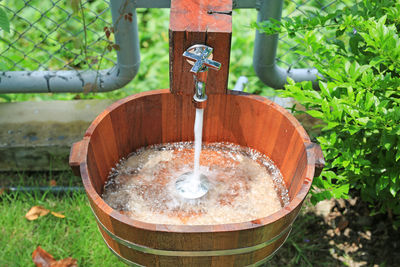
(0, 0, 140, 93)
(253, 0, 319, 89)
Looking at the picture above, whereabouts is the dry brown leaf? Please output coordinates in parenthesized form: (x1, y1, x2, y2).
(0, 187, 5, 196)
(32, 246, 77, 267)
(32, 246, 55, 267)
(51, 257, 78, 267)
(26, 206, 50, 221)
(51, 211, 66, 219)
(49, 180, 57, 187)
(337, 218, 349, 231)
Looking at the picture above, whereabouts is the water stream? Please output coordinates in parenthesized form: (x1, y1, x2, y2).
(192, 108, 204, 187)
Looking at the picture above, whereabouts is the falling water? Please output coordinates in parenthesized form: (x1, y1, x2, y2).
(193, 108, 204, 185)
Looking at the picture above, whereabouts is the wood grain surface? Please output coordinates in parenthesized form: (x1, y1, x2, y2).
(169, 0, 232, 96)
(69, 90, 324, 266)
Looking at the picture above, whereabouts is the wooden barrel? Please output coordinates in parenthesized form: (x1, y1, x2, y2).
(69, 89, 324, 266)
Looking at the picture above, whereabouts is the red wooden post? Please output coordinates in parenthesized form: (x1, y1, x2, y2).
(169, 0, 232, 95)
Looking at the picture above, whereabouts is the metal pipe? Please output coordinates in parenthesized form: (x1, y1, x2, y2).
(0, 0, 140, 93)
(233, 0, 257, 9)
(253, 0, 319, 89)
(232, 76, 248, 91)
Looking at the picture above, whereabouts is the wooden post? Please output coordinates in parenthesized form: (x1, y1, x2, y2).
(169, 0, 232, 95)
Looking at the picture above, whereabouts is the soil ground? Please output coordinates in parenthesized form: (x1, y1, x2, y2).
(271, 192, 400, 266)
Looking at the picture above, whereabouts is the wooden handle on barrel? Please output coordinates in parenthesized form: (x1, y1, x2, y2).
(313, 143, 325, 177)
(69, 140, 86, 177)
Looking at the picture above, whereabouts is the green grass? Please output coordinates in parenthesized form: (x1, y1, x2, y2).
(0, 189, 341, 266)
(0, 191, 125, 266)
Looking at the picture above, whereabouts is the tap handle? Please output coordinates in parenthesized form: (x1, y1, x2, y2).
(183, 44, 221, 73)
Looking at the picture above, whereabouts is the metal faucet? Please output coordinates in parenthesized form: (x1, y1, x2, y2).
(183, 44, 221, 108)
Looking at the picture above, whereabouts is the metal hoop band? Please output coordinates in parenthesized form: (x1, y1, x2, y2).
(92, 209, 292, 257)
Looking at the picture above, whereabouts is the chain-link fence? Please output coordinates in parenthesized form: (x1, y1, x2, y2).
(0, 0, 341, 88)
(0, 0, 115, 72)
(276, 0, 341, 70)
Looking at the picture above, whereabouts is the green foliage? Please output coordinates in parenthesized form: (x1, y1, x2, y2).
(0, 7, 9, 33)
(260, 0, 400, 225)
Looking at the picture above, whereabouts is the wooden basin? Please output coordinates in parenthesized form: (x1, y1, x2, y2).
(70, 89, 323, 266)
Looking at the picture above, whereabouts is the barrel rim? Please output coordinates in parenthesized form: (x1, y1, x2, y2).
(80, 89, 315, 233)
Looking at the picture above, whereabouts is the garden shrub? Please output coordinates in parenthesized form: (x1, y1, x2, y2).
(257, 0, 400, 226)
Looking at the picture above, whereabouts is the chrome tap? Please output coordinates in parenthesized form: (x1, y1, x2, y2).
(183, 44, 221, 108)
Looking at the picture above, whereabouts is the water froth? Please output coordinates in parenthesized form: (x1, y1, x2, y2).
(102, 142, 289, 225)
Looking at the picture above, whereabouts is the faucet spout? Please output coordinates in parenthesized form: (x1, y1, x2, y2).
(183, 44, 221, 108)
(192, 71, 208, 108)
(194, 79, 206, 101)
(193, 80, 207, 109)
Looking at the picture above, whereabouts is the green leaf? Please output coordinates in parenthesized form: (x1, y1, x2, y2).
(342, 160, 350, 168)
(0, 7, 10, 33)
(323, 171, 336, 179)
(322, 121, 340, 131)
(396, 149, 400, 162)
(306, 110, 324, 119)
(332, 39, 346, 52)
(319, 81, 331, 99)
(378, 14, 387, 28)
(310, 190, 332, 205)
(347, 126, 360, 135)
(394, 125, 400, 135)
(377, 176, 389, 191)
(357, 117, 369, 125)
(370, 57, 384, 67)
(349, 34, 363, 55)
(332, 184, 349, 199)
(347, 86, 355, 101)
(390, 187, 397, 197)
(381, 132, 394, 150)
(364, 92, 375, 111)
